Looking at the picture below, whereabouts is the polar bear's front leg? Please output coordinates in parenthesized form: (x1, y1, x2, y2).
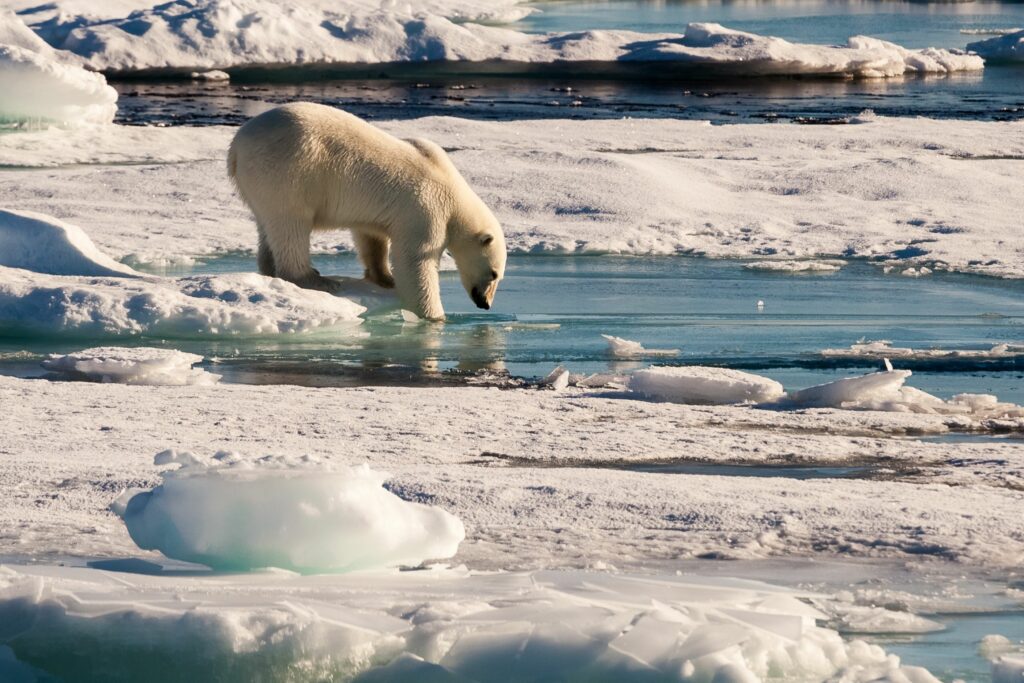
(392, 241, 444, 321)
(353, 231, 395, 289)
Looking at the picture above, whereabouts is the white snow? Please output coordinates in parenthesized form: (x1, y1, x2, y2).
(0, 209, 140, 277)
(602, 334, 679, 358)
(3, 116, 1021, 278)
(967, 29, 1024, 62)
(821, 340, 1024, 361)
(113, 450, 464, 572)
(982, 636, 1024, 683)
(14, 0, 983, 79)
(745, 259, 846, 273)
(0, 266, 366, 337)
(0, 563, 940, 683)
(630, 365, 785, 404)
(0, 10, 117, 127)
(41, 346, 220, 385)
(0, 210, 367, 336)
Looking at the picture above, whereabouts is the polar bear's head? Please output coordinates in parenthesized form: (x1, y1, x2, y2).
(448, 197, 506, 311)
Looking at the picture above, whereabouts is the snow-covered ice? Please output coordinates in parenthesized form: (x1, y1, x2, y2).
(630, 366, 785, 405)
(2, 116, 1022, 277)
(41, 346, 220, 385)
(601, 334, 679, 358)
(113, 451, 464, 572)
(10, 0, 984, 79)
(821, 340, 1024, 361)
(0, 563, 943, 683)
(744, 259, 846, 274)
(967, 29, 1024, 62)
(0, 209, 140, 277)
(0, 10, 117, 126)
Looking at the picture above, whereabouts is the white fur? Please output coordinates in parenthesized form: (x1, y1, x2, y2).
(228, 102, 506, 320)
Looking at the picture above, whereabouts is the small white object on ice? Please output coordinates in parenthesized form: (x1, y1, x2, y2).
(113, 452, 465, 573)
(542, 365, 571, 391)
(189, 69, 230, 81)
(602, 334, 679, 358)
(757, 299, 765, 311)
(630, 366, 785, 404)
(42, 347, 221, 386)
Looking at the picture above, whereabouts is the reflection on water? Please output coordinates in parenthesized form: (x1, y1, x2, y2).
(5, 254, 1022, 402)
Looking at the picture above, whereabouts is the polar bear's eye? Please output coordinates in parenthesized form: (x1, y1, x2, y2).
(480, 235, 494, 246)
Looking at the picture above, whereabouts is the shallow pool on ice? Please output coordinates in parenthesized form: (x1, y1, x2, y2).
(113, 450, 465, 573)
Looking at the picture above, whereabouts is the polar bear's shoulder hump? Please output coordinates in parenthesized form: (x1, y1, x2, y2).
(405, 137, 453, 170)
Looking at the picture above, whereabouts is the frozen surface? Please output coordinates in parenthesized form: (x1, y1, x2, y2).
(601, 334, 678, 358)
(630, 365, 785, 404)
(0, 563, 940, 683)
(113, 451, 464, 572)
(0, 11, 117, 126)
(821, 340, 1024, 361)
(0, 209, 139, 277)
(41, 346, 220, 385)
(967, 30, 1024, 62)
(2, 116, 1022, 277)
(11, 0, 984, 79)
(744, 259, 846, 273)
(2, 374, 1024, 571)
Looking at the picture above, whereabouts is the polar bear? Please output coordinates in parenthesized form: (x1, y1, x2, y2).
(228, 102, 506, 321)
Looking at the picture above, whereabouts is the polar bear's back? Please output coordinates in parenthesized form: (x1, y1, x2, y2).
(229, 103, 449, 228)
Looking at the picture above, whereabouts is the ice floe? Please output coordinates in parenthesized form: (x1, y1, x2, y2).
(4, 117, 1022, 277)
(602, 334, 679, 358)
(744, 259, 846, 273)
(0, 10, 117, 126)
(0, 562, 943, 682)
(0, 209, 140, 277)
(112, 450, 465, 572)
(967, 29, 1024, 62)
(41, 346, 220, 385)
(13, 0, 984, 79)
(821, 340, 1024, 361)
(630, 366, 785, 404)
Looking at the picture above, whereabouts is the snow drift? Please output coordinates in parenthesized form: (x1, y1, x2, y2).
(967, 29, 1024, 62)
(19, 0, 984, 79)
(0, 563, 941, 683)
(0, 210, 366, 337)
(41, 346, 221, 385)
(0, 10, 117, 126)
(113, 450, 465, 572)
(630, 366, 785, 404)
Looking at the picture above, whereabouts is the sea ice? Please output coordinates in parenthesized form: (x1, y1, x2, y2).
(0, 10, 117, 126)
(0, 563, 942, 683)
(744, 259, 846, 273)
(41, 346, 221, 386)
(821, 340, 1024, 361)
(112, 450, 465, 572)
(602, 334, 679, 358)
(967, 29, 1024, 62)
(0, 209, 140, 277)
(630, 365, 785, 404)
(15, 0, 984, 79)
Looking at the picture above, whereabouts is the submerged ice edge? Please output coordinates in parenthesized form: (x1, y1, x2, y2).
(0, 563, 949, 683)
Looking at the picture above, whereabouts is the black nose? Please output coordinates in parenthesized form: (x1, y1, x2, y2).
(471, 287, 490, 310)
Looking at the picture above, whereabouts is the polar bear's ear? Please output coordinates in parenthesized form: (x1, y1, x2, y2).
(480, 235, 494, 246)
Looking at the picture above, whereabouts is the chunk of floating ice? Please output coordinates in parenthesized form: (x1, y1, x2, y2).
(821, 340, 1024, 361)
(967, 29, 1024, 62)
(189, 69, 230, 81)
(41, 346, 221, 386)
(786, 370, 915, 409)
(112, 451, 465, 573)
(630, 366, 785, 404)
(602, 334, 679, 358)
(0, 11, 118, 126)
(542, 365, 571, 391)
(744, 259, 845, 273)
(0, 563, 940, 683)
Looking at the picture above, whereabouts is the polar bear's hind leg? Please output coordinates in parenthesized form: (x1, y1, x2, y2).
(256, 223, 276, 277)
(263, 214, 339, 293)
(354, 232, 395, 289)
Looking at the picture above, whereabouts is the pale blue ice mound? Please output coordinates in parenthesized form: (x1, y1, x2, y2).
(113, 450, 465, 573)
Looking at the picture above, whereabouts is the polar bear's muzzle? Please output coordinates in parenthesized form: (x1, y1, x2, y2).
(471, 286, 491, 310)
